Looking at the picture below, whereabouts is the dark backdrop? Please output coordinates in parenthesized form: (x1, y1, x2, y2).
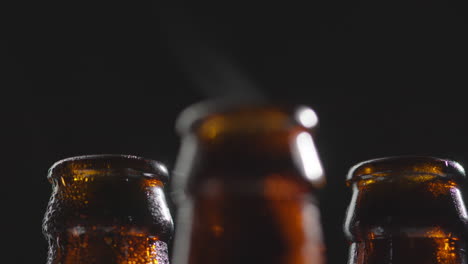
(3, 0, 468, 263)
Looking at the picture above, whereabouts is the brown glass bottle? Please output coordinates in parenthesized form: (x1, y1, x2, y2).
(171, 100, 326, 264)
(42, 154, 174, 264)
(344, 156, 468, 264)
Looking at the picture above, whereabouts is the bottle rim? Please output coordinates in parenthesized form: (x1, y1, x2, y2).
(47, 154, 169, 182)
(175, 98, 319, 136)
(346, 155, 466, 184)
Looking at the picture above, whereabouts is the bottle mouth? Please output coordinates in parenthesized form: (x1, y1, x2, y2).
(47, 154, 169, 183)
(346, 155, 466, 185)
(175, 99, 319, 137)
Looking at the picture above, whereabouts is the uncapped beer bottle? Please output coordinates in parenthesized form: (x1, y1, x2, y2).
(43, 154, 174, 264)
(344, 156, 468, 264)
(171, 100, 326, 264)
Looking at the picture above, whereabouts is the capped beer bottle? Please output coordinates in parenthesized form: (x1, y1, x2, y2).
(344, 156, 468, 264)
(42, 154, 174, 264)
(171, 101, 326, 264)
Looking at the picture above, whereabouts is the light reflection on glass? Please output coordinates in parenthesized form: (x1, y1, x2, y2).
(296, 107, 318, 128)
(451, 188, 468, 220)
(293, 132, 323, 182)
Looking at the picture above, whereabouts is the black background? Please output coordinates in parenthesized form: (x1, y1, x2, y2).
(3, 0, 468, 263)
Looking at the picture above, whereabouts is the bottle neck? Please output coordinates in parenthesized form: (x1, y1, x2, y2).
(348, 236, 467, 264)
(47, 228, 169, 264)
(172, 194, 324, 264)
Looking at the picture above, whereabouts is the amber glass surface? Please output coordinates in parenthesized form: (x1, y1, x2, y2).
(344, 156, 468, 264)
(172, 101, 325, 264)
(43, 155, 174, 264)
